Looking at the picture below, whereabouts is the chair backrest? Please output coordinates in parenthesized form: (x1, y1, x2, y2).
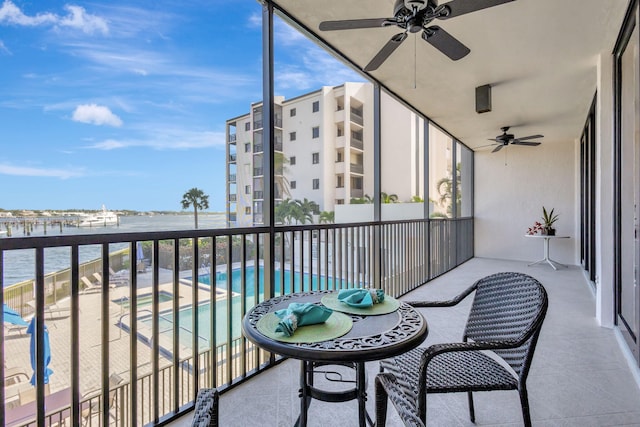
(464, 272, 548, 381)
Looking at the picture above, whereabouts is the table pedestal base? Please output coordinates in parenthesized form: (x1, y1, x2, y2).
(296, 361, 371, 427)
(528, 236, 567, 270)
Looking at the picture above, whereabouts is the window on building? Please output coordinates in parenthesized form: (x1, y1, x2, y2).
(290, 108, 296, 117)
(336, 175, 344, 188)
(245, 185, 251, 194)
(244, 143, 251, 152)
(291, 181, 297, 189)
(245, 207, 251, 214)
(336, 150, 343, 162)
(290, 131, 296, 141)
(245, 122, 250, 131)
(312, 101, 319, 112)
(312, 127, 319, 139)
(336, 199, 344, 205)
(312, 179, 320, 190)
(290, 156, 296, 165)
(312, 152, 319, 164)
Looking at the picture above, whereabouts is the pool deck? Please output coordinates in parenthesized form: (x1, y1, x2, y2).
(3, 267, 226, 408)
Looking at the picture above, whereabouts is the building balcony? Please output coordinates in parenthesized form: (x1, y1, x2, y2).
(253, 191, 264, 199)
(335, 135, 346, 148)
(228, 194, 237, 202)
(228, 174, 236, 182)
(228, 154, 237, 162)
(2, 223, 639, 427)
(350, 139, 363, 151)
(172, 258, 640, 426)
(253, 144, 263, 153)
(334, 108, 345, 123)
(253, 167, 263, 176)
(350, 108, 363, 126)
(350, 163, 364, 174)
(350, 188, 363, 198)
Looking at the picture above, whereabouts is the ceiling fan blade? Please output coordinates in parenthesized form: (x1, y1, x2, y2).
(513, 134, 544, 142)
(439, 0, 516, 19)
(476, 143, 499, 149)
(422, 26, 470, 60)
(319, 18, 391, 31)
(512, 141, 541, 146)
(487, 138, 500, 142)
(492, 144, 504, 153)
(364, 32, 408, 71)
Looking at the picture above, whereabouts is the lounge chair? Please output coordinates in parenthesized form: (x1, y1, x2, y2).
(80, 276, 102, 294)
(26, 300, 71, 319)
(93, 272, 125, 288)
(376, 272, 548, 427)
(4, 323, 28, 336)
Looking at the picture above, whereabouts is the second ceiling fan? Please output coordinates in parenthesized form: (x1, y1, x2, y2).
(486, 126, 544, 153)
(319, 0, 516, 71)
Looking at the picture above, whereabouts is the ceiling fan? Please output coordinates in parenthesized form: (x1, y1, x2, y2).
(486, 126, 544, 153)
(318, 0, 516, 71)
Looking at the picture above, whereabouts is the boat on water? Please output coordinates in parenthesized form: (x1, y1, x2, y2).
(76, 205, 119, 227)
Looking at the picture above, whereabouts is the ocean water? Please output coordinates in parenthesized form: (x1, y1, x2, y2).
(2, 214, 226, 286)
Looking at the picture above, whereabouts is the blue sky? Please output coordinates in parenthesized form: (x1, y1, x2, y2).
(0, 0, 361, 212)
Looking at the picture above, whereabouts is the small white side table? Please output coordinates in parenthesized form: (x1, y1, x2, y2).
(525, 235, 570, 270)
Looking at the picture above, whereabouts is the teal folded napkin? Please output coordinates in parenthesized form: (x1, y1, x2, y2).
(337, 288, 385, 308)
(274, 303, 333, 337)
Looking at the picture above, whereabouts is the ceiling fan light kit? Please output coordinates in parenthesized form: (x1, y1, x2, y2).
(318, 0, 517, 71)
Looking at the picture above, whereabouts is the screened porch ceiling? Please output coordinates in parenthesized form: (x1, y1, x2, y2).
(274, 0, 628, 150)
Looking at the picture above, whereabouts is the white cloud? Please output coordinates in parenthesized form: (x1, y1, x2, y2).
(247, 13, 261, 29)
(58, 5, 109, 35)
(0, 162, 83, 179)
(0, 1, 108, 35)
(0, 39, 10, 54)
(88, 139, 126, 150)
(85, 129, 225, 151)
(72, 104, 123, 127)
(0, 1, 57, 26)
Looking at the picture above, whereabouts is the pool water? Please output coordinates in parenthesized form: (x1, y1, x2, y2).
(141, 267, 356, 350)
(197, 266, 351, 296)
(112, 291, 173, 308)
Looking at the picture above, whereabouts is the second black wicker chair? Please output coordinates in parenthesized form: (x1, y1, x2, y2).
(376, 272, 548, 427)
(191, 388, 219, 427)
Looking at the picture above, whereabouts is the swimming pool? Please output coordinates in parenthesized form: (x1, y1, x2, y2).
(138, 297, 245, 349)
(141, 267, 355, 351)
(195, 266, 351, 296)
(112, 290, 173, 308)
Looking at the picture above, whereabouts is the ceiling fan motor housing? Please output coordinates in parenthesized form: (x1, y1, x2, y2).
(403, 0, 430, 12)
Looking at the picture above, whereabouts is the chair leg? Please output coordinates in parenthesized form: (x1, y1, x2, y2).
(519, 387, 532, 427)
(374, 375, 389, 427)
(467, 391, 475, 423)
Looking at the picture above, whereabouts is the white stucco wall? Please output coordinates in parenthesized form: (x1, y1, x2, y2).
(474, 140, 578, 265)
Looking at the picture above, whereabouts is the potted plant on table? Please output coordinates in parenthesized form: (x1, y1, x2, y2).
(541, 206, 558, 235)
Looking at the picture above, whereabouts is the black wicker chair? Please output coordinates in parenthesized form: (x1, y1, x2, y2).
(376, 272, 548, 427)
(191, 388, 219, 427)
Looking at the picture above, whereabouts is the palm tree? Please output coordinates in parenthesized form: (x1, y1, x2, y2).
(296, 198, 319, 224)
(435, 163, 462, 217)
(319, 211, 335, 224)
(181, 188, 209, 229)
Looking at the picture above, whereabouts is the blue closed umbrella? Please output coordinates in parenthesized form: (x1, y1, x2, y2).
(27, 317, 53, 385)
(3, 304, 28, 326)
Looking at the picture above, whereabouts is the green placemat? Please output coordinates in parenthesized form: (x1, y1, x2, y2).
(321, 292, 400, 315)
(256, 311, 353, 343)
